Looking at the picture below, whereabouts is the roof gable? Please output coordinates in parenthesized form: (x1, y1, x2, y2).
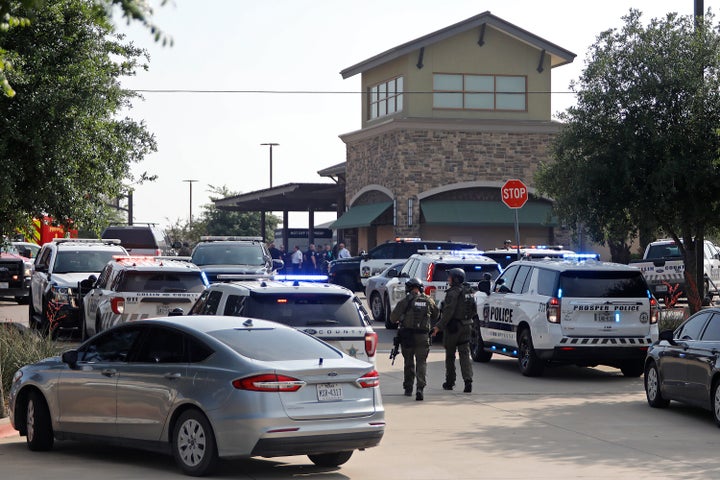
(340, 11, 575, 79)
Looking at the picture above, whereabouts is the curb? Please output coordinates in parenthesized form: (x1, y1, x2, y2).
(0, 416, 18, 439)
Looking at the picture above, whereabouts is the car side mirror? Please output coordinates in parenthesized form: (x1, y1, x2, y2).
(659, 329, 677, 345)
(387, 268, 399, 278)
(168, 308, 184, 317)
(61, 350, 79, 368)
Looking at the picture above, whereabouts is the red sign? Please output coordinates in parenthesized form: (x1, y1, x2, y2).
(501, 179, 528, 209)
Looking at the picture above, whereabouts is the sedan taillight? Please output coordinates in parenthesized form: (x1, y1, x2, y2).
(232, 374, 305, 392)
(110, 297, 125, 315)
(356, 369, 380, 388)
(365, 332, 378, 357)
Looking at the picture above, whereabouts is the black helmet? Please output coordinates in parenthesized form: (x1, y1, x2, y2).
(447, 268, 465, 285)
(405, 277, 423, 292)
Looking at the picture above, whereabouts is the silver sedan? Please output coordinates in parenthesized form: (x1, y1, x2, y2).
(9, 316, 385, 476)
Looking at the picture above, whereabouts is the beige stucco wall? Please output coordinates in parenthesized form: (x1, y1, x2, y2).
(360, 25, 552, 129)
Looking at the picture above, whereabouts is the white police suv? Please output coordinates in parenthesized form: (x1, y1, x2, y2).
(471, 257, 659, 377)
(81, 256, 208, 339)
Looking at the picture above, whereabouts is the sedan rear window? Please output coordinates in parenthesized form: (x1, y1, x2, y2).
(209, 327, 342, 361)
(559, 271, 648, 298)
(229, 292, 364, 327)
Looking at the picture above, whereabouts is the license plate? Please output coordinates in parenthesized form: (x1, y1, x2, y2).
(594, 312, 613, 322)
(317, 383, 343, 402)
(156, 304, 171, 315)
(0, 282, 7, 289)
(655, 284, 668, 293)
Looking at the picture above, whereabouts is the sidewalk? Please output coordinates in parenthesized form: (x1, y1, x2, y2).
(0, 416, 17, 439)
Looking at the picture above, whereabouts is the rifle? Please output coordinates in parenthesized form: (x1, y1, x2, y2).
(389, 334, 401, 365)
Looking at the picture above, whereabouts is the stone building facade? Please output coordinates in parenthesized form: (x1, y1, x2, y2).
(333, 12, 576, 253)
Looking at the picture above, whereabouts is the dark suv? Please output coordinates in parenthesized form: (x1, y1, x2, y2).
(101, 224, 177, 256)
(190, 236, 283, 283)
(328, 238, 476, 292)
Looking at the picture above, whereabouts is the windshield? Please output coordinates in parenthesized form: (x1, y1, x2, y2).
(53, 250, 119, 274)
(227, 292, 364, 327)
(558, 271, 649, 298)
(192, 244, 266, 266)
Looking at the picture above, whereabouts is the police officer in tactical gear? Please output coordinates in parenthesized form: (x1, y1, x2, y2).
(432, 268, 474, 393)
(390, 277, 438, 401)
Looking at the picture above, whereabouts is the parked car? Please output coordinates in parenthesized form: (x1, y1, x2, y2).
(29, 238, 128, 338)
(190, 236, 283, 283)
(80, 256, 208, 339)
(188, 280, 378, 364)
(365, 262, 405, 323)
(644, 307, 720, 424)
(0, 242, 36, 304)
(8, 316, 384, 476)
(101, 224, 178, 256)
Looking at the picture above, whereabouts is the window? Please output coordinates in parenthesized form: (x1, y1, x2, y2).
(496, 265, 519, 293)
(558, 271, 649, 298)
(700, 314, 720, 341)
(79, 326, 143, 363)
(242, 292, 364, 327)
(134, 327, 186, 363)
(537, 269, 558, 296)
(676, 312, 712, 340)
(189, 290, 223, 315)
(433, 73, 526, 111)
(368, 76, 403, 120)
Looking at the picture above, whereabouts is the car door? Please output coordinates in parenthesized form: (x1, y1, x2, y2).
(482, 265, 523, 347)
(659, 312, 711, 401)
(115, 326, 190, 440)
(684, 313, 720, 408)
(56, 325, 144, 436)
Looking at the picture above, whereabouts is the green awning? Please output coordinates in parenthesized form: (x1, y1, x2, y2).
(421, 200, 556, 226)
(330, 202, 392, 229)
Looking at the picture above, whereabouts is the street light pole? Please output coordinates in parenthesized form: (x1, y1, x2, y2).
(182, 179, 198, 227)
(260, 143, 279, 188)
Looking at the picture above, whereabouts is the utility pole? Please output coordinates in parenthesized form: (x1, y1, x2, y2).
(260, 143, 279, 241)
(182, 179, 198, 227)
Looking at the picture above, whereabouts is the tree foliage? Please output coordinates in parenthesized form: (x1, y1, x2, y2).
(1, 0, 169, 97)
(535, 10, 720, 312)
(0, 0, 156, 238)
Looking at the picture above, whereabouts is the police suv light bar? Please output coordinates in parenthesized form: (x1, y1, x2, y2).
(200, 236, 263, 242)
(53, 238, 122, 245)
(563, 253, 601, 261)
(215, 273, 273, 281)
(273, 274, 329, 282)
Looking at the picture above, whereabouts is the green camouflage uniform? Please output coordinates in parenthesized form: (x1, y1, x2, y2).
(435, 283, 473, 388)
(390, 291, 438, 391)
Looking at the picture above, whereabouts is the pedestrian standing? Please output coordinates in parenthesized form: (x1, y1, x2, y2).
(319, 243, 334, 273)
(337, 242, 351, 259)
(305, 243, 318, 274)
(432, 268, 473, 393)
(290, 245, 303, 273)
(390, 278, 438, 401)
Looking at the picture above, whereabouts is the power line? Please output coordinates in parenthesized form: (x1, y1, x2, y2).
(132, 88, 577, 95)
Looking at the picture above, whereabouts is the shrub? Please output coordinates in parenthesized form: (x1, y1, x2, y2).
(658, 307, 688, 333)
(0, 325, 63, 417)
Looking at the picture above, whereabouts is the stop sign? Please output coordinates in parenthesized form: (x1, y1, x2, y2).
(501, 179, 528, 209)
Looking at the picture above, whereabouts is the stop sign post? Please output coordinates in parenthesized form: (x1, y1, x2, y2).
(500, 179, 528, 259)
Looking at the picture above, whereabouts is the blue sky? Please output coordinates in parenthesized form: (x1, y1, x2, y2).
(117, 0, 716, 230)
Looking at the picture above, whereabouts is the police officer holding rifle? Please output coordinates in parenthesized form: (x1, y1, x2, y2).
(390, 278, 438, 401)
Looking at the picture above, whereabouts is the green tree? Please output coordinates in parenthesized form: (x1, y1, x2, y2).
(0, 0, 156, 238)
(1, 0, 169, 97)
(535, 10, 720, 313)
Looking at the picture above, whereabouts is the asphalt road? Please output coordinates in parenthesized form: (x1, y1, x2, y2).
(2, 297, 720, 479)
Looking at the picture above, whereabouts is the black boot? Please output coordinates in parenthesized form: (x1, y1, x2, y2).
(416, 389, 424, 401)
(404, 388, 412, 396)
(442, 382, 454, 390)
(464, 381, 472, 393)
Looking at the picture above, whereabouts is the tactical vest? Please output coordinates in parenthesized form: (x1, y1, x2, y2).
(402, 295, 432, 332)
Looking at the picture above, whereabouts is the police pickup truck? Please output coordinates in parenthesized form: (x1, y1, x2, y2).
(328, 238, 475, 292)
(471, 257, 659, 377)
(630, 239, 720, 303)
